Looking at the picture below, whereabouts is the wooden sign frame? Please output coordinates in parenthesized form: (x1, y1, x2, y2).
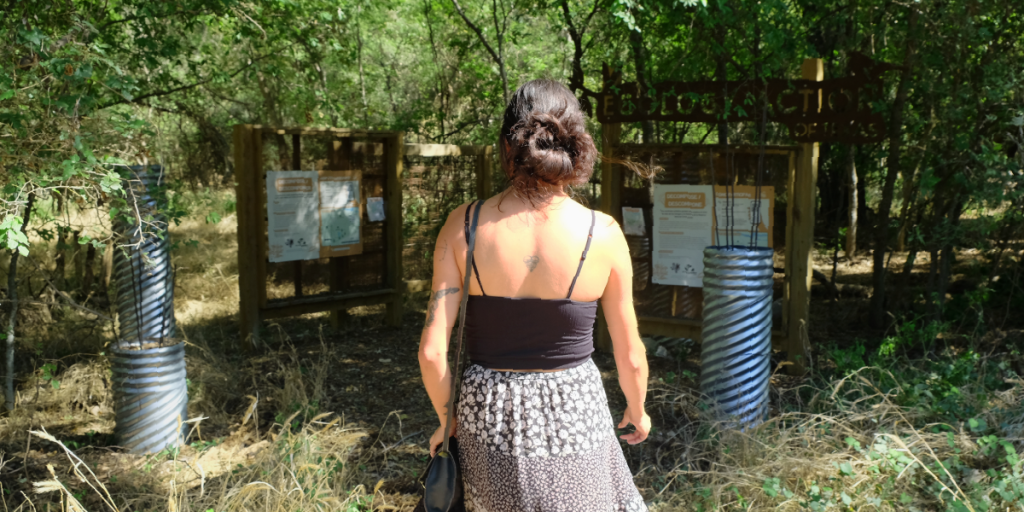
(233, 125, 405, 349)
(597, 59, 824, 374)
(597, 53, 896, 144)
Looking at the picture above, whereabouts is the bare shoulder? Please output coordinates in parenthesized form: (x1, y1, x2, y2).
(593, 210, 619, 231)
(442, 201, 478, 231)
(591, 210, 624, 242)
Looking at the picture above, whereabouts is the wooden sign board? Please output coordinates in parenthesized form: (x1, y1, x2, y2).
(597, 53, 897, 143)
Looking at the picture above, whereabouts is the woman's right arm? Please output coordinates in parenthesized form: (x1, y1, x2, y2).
(599, 218, 651, 444)
(418, 205, 468, 455)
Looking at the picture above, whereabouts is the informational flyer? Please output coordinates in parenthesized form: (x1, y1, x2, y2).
(318, 170, 363, 258)
(621, 207, 646, 236)
(712, 185, 774, 248)
(652, 185, 714, 287)
(266, 171, 321, 263)
(366, 197, 386, 222)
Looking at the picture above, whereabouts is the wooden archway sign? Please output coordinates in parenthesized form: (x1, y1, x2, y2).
(595, 58, 882, 374)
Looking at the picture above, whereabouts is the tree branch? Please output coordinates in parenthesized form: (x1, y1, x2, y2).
(451, 0, 502, 69)
(96, 49, 281, 110)
(451, 0, 509, 101)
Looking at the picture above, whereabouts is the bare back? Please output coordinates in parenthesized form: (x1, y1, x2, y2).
(453, 195, 614, 302)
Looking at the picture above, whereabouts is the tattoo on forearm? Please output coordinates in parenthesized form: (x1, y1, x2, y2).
(439, 240, 448, 261)
(523, 255, 540, 272)
(425, 287, 460, 326)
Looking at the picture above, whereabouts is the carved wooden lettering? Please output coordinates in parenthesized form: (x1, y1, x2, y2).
(597, 54, 898, 143)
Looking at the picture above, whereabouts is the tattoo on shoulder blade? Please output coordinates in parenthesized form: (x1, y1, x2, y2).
(425, 287, 460, 326)
(523, 255, 540, 272)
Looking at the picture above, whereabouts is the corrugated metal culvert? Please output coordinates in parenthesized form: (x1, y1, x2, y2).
(110, 165, 187, 454)
(700, 246, 774, 429)
(110, 343, 188, 453)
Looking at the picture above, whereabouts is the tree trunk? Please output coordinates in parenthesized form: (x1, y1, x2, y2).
(869, 9, 918, 329)
(558, 0, 599, 116)
(356, 14, 369, 127)
(629, 29, 654, 143)
(81, 243, 96, 298)
(5, 194, 34, 412)
(934, 201, 964, 319)
(255, 64, 290, 169)
(846, 143, 858, 257)
(895, 164, 919, 251)
(54, 226, 67, 290)
(714, 13, 728, 146)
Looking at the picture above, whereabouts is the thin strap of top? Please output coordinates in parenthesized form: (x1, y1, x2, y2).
(566, 210, 597, 299)
(464, 201, 487, 295)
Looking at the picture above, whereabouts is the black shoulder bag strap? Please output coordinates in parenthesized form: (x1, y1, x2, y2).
(440, 200, 483, 453)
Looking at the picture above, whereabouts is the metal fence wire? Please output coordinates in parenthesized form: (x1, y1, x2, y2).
(402, 154, 480, 281)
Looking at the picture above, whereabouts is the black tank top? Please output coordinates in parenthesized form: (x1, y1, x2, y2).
(463, 201, 598, 371)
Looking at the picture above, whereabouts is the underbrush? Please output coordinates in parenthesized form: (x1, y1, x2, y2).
(4, 188, 1022, 511)
(643, 354, 1024, 512)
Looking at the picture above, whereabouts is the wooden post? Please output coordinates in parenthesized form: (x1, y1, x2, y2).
(255, 128, 269, 314)
(329, 137, 354, 328)
(600, 124, 623, 223)
(291, 133, 303, 298)
(783, 58, 822, 374)
(384, 132, 405, 326)
(233, 125, 261, 349)
(476, 144, 494, 200)
(596, 122, 622, 352)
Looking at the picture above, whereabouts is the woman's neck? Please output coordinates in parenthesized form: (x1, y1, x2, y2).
(500, 188, 572, 211)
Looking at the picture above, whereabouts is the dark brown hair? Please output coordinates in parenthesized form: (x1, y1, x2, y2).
(499, 80, 597, 205)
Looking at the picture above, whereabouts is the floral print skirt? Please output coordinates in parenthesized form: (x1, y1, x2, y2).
(457, 359, 648, 512)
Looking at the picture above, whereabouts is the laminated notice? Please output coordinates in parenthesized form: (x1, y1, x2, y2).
(266, 171, 321, 263)
(652, 184, 714, 287)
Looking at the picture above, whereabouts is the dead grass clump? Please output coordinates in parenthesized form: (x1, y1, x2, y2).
(14, 416, 374, 512)
(0, 358, 113, 443)
(169, 208, 240, 327)
(184, 338, 246, 431)
(645, 367, 1022, 511)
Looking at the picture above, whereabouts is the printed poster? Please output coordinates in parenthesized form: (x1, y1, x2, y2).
(621, 207, 646, 236)
(319, 170, 363, 258)
(652, 185, 714, 287)
(367, 197, 386, 222)
(266, 171, 321, 263)
(712, 186, 774, 248)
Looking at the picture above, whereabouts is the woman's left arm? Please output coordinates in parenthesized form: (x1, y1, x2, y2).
(418, 205, 468, 455)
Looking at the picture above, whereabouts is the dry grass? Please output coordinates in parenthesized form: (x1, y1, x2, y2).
(10, 418, 376, 512)
(3, 188, 1022, 511)
(635, 363, 1024, 512)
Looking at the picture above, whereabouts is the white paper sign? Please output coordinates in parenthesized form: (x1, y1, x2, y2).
(367, 197, 385, 222)
(713, 186, 774, 248)
(621, 207, 646, 236)
(652, 184, 714, 287)
(266, 171, 321, 263)
(319, 178, 359, 208)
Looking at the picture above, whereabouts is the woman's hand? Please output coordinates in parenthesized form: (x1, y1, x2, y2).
(429, 416, 458, 457)
(617, 405, 651, 445)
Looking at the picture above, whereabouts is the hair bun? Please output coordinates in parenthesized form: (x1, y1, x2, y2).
(500, 80, 597, 204)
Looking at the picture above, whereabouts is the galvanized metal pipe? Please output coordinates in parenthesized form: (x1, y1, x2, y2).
(110, 344, 188, 454)
(110, 165, 185, 454)
(113, 166, 176, 347)
(700, 246, 774, 429)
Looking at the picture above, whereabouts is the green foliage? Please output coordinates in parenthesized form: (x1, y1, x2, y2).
(879, 315, 949, 357)
(38, 362, 60, 390)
